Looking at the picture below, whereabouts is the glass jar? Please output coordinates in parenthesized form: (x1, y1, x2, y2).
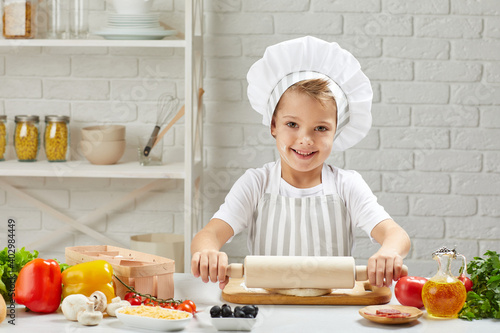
(47, 0, 70, 39)
(44, 115, 70, 162)
(14, 115, 40, 162)
(2, 0, 37, 39)
(0, 115, 6, 161)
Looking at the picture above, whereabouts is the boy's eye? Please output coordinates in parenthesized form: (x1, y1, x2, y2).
(286, 122, 298, 128)
(315, 126, 328, 132)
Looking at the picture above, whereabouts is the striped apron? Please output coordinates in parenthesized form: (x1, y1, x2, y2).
(248, 161, 353, 257)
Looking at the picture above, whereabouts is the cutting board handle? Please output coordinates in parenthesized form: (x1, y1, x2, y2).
(227, 263, 244, 278)
(355, 264, 408, 282)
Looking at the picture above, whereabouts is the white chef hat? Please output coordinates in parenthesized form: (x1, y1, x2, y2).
(247, 36, 373, 151)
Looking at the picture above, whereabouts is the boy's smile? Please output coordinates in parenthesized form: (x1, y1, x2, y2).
(271, 90, 337, 188)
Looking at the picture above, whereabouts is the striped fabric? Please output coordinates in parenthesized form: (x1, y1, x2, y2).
(248, 161, 353, 257)
(267, 71, 350, 141)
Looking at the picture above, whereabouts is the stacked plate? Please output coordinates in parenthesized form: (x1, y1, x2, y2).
(93, 13, 176, 40)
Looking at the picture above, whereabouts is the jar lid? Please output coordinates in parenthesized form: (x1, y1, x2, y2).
(0, 115, 6, 121)
(15, 115, 40, 122)
(45, 115, 70, 123)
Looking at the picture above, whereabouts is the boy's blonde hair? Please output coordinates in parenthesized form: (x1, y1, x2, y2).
(275, 78, 337, 112)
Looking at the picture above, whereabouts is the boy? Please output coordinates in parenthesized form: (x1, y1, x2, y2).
(191, 36, 410, 290)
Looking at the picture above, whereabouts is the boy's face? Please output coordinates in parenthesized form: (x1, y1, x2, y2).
(271, 90, 337, 174)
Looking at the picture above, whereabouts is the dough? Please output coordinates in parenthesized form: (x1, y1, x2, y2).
(265, 288, 332, 297)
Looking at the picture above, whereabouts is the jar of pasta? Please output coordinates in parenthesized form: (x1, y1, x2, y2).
(44, 115, 70, 162)
(2, 0, 37, 39)
(0, 115, 6, 161)
(14, 115, 39, 162)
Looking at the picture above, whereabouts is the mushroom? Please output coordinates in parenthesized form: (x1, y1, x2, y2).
(89, 291, 107, 313)
(61, 294, 89, 321)
(106, 297, 131, 317)
(77, 301, 103, 326)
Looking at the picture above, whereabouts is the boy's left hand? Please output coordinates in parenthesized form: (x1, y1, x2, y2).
(367, 249, 405, 288)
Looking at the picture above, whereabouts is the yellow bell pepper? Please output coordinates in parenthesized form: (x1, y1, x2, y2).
(61, 260, 115, 303)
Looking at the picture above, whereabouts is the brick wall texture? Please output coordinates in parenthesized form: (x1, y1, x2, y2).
(1, 0, 499, 277)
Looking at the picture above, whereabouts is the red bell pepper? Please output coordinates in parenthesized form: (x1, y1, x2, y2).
(14, 258, 62, 313)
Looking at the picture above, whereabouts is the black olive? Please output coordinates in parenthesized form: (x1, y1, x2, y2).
(242, 305, 256, 316)
(221, 306, 233, 317)
(210, 305, 221, 318)
(245, 313, 255, 319)
(234, 309, 246, 318)
(253, 305, 259, 316)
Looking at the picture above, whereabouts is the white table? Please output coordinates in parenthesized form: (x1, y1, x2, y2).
(4, 273, 496, 332)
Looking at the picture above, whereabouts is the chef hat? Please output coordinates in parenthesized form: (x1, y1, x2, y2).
(247, 36, 373, 151)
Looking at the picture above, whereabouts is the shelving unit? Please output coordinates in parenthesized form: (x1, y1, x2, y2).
(0, 0, 204, 272)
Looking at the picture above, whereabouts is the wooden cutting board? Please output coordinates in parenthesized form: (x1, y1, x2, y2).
(222, 278, 392, 305)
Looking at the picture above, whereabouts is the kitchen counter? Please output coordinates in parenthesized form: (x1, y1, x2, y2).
(3, 273, 497, 332)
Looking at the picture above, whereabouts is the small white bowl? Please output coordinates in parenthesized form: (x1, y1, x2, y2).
(211, 317, 257, 331)
(116, 306, 193, 331)
(111, 0, 154, 14)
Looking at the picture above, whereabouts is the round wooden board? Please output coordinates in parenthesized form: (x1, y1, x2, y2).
(359, 305, 423, 325)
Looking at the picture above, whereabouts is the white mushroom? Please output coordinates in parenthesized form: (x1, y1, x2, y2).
(106, 297, 131, 317)
(89, 291, 107, 312)
(77, 301, 103, 326)
(61, 294, 89, 321)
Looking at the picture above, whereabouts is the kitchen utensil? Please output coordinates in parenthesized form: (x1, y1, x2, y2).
(151, 88, 204, 150)
(137, 134, 163, 166)
(422, 246, 467, 318)
(222, 278, 392, 305)
(226, 255, 408, 289)
(143, 94, 179, 157)
(80, 139, 125, 165)
(359, 305, 423, 325)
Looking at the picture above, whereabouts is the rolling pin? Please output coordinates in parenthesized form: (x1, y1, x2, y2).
(226, 256, 408, 289)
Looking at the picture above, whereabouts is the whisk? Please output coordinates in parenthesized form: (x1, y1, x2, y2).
(143, 94, 179, 156)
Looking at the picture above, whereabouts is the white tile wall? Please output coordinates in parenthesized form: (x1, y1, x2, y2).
(0, 0, 499, 277)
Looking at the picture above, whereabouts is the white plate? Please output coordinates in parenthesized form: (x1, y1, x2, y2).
(92, 29, 177, 40)
(116, 306, 193, 331)
(108, 13, 159, 20)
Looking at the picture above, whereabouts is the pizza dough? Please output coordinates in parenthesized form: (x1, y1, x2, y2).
(265, 288, 332, 297)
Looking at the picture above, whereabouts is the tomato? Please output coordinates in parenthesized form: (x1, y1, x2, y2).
(124, 292, 139, 301)
(182, 300, 197, 313)
(177, 303, 194, 314)
(160, 302, 175, 309)
(394, 276, 428, 308)
(128, 297, 142, 306)
(458, 274, 473, 292)
(144, 299, 159, 307)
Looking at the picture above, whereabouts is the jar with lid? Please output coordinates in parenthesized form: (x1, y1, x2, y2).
(14, 115, 40, 162)
(0, 115, 7, 161)
(44, 115, 70, 162)
(2, 0, 37, 39)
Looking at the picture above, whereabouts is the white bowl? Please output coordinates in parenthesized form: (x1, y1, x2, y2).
(80, 140, 126, 165)
(211, 317, 257, 331)
(116, 306, 192, 331)
(81, 125, 126, 142)
(111, 0, 154, 14)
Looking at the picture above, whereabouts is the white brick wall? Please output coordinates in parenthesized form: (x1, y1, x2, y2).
(0, 0, 499, 278)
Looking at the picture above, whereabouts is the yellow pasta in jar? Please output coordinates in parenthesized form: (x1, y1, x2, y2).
(15, 117, 39, 162)
(45, 119, 69, 162)
(0, 121, 6, 160)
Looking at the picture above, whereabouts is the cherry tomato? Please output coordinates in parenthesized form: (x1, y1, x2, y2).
(177, 303, 194, 314)
(124, 292, 139, 301)
(458, 274, 473, 292)
(182, 300, 197, 313)
(128, 297, 142, 306)
(144, 299, 159, 307)
(160, 302, 175, 309)
(394, 276, 428, 308)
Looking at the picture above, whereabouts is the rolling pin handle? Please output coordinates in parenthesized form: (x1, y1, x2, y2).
(355, 264, 409, 282)
(226, 263, 244, 278)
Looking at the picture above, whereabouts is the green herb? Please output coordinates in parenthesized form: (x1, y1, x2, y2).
(0, 247, 39, 303)
(459, 250, 500, 320)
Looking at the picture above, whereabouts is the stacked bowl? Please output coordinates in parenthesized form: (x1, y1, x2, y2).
(80, 125, 126, 165)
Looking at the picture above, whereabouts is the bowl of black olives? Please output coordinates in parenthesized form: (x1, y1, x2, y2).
(210, 304, 258, 331)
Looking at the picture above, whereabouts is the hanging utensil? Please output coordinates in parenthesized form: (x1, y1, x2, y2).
(143, 94, 179, 156)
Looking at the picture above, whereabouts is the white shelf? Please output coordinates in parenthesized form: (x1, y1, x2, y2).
(0, 38, 186, 48)
(0, 160, 200, 179)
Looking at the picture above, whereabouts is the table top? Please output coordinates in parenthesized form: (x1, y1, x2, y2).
(3, 273, 497, 332)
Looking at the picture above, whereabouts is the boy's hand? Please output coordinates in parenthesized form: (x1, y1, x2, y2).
(367, 249, 405, 288)
(191, 249, 229, 289)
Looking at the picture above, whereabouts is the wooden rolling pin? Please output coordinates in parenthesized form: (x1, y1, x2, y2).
(226, 256, 408, 289)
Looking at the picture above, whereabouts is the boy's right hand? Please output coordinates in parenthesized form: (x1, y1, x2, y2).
(191, 249, 229, 290)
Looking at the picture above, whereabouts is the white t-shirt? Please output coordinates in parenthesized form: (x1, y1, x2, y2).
(213, 161, 391, 243)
